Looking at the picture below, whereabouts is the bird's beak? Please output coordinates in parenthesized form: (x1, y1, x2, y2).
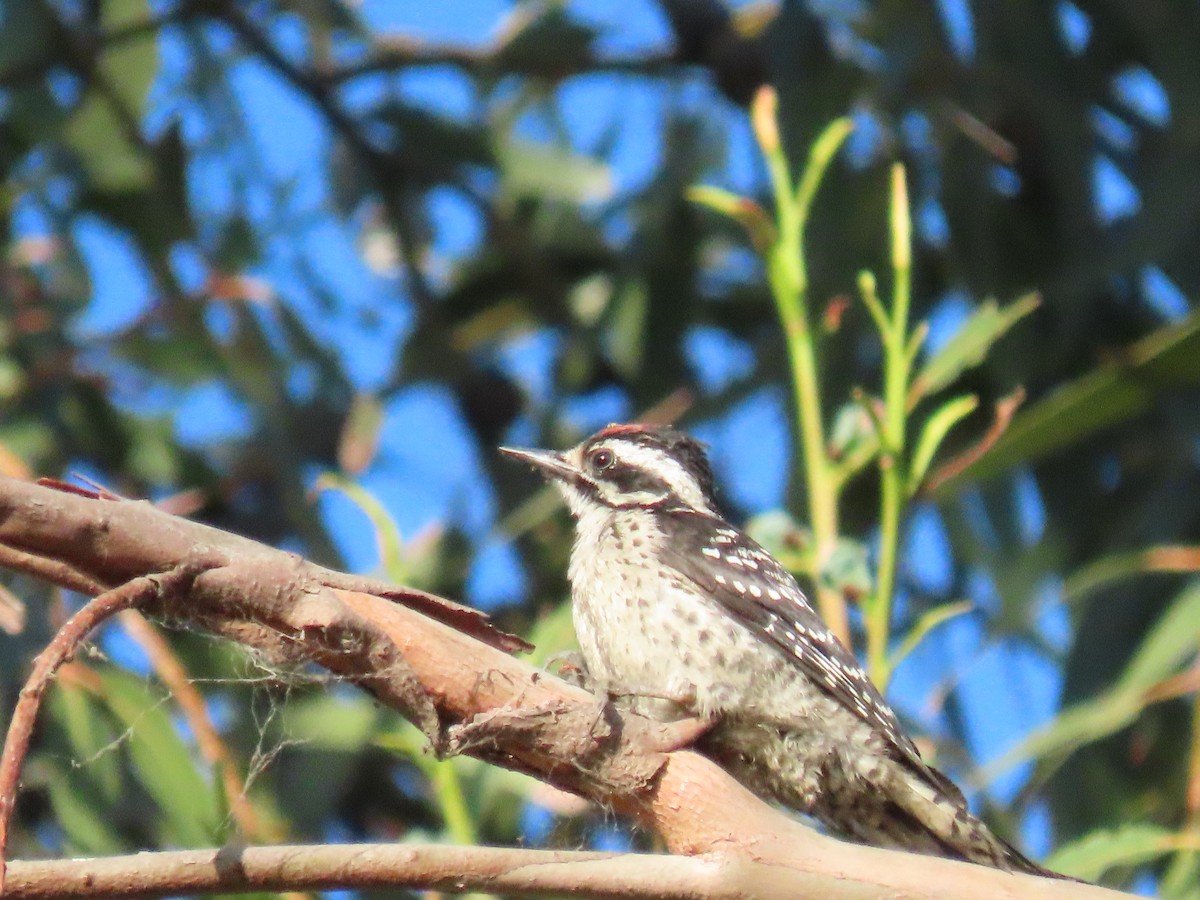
(498, 446, 581, 484)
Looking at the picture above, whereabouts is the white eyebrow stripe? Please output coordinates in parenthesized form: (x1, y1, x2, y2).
(597, 440, 715, 513)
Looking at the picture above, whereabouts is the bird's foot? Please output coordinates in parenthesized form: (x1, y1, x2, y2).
(544, 650, 591, 688)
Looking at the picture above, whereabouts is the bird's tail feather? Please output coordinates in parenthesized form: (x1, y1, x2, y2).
(881, 761, 1071, 879)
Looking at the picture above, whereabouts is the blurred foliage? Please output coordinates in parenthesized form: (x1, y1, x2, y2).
(0, 0, 1199, 894)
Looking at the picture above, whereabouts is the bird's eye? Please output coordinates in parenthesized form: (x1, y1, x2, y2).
(588, 448, 615, 471)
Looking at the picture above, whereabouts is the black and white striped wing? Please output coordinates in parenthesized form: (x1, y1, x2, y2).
(662, 510, 923, 765)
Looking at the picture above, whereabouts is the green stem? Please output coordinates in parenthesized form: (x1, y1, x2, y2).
(868, 164, 913, 686)
(762, 118, 850, 646)
(432, 759, 478, 846)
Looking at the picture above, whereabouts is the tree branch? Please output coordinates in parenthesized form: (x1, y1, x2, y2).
(0, 844, 810, 899)
(212, 2, 438, 310)
(0, 476, 1129, 898)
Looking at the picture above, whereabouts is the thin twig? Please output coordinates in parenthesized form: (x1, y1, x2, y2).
(0, 4, 194, 88)
(921, 387, 1026, 495)
(0, 562, 214, 890)
(215, 3, 436, 310)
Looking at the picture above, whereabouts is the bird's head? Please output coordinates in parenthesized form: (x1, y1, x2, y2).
(500, 423, 719, 518)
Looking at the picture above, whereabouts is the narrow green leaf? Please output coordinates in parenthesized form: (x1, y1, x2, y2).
(523, 597, 579, 668)
(428, 753, 478, 845)
(794, 117, 855, 224)
(377, 721, 484, 843)
(686, 185, 776, 251)
(97, 0, 159, 115)
(495, 484, 567, 541)
(909, 293, 1040, 404)
(934, 310, 1200, 491)
(1117, 582, 1200, 691)
(1046, 825, 1197, 881)
(888, 601, 973, 673)
(97, 669, 220, 847)
(313, 473, 408, 583)
(889, 163, 911, 273)
(337, 393, 384, 475)
(1064, 547, 1200, 604)
(280, 692, 379, 751)
(603, 279, 648, 379)
(48, 681, 122, 803)
(907, 394, 979, 495)
(272, 694, 379, 831)
(43, 759, 126, 855)
(496, 138, 612, 204)
(979, 583, 1200, 783)
(64, 94, 153, 191)
(977, 690, 1145, 787)
(1161, 849, 1200, 899)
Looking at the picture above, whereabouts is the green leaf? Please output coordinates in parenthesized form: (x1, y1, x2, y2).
(977, 691, 1145, 788)
(0, 421, 57, 465)
(64, 94, 154, 191)
(42, 759, 126, 855)
(1046, 824, 1198, 881)
(907, 394, 979, 495)
(909, 293, 1040, 404)
(280, 691, 379, 752)
(126, 417, 184, 485)
(0, 2, 54, 72)
(821, 537, 872, 598)
(1063, 546, 1200, 605)
(313, 473, 412, 583)
(888, 601, 973, 673)
(686, 185, 776, 251)
(1161, 850, 1200, 900)
(116, 329, 225, 384)
(603, 278, 648, 379)
(212, 216, 262, 272)
(97, 668, 220, 847)
(935, 310, 1200, 491)
(97, 0, 159, 115)
(979, 583, 1200, 783)
(399, 741, 483, 846)
(496, 137, 613, 204)
(746, 510, 811, 574)
(494, 6, 597, 76)
(48, 681, 122, 803)
(522, 597, 578, 668)
(337, 393, 384, 475)
(270, 694, 382, 831)
(827, 401, 877, 462)
(378, 104, 495, 171)
(794, 117, 855, 225)
(1117, 581, 1200, 691)
(61, 0, 160, 192)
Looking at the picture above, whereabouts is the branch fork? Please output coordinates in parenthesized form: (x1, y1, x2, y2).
(0, 477, 1127, 898)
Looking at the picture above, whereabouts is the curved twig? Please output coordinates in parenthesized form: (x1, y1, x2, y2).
(0, 561, 215, 890)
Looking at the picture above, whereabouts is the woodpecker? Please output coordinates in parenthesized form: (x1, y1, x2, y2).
(502, 422, 1058, 876)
